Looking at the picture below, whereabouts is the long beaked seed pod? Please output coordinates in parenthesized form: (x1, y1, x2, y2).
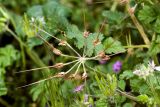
(97, 51, 110, 61)
(93, 39, 101, 46)
(58, 40, 67, 46)
(101, 55, 110, 61)
(68, 74, 82, 80)
(53, 72, 66, 78)
(53, 48, 62, 55)
(53, 63, 64, 69)
(97, 51, 105, 58)
(82, 72, 87, 79)
(83, 31, 90, 38)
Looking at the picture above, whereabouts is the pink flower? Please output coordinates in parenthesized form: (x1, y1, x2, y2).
(113, 61, 122, 73)
(73, 84, 84, 92)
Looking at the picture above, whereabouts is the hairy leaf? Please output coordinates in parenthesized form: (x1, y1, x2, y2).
(0, 45, 19, 96)
(149, 35, 160, 55)
(103, 37, 125, 54)
(138, 5, 156, 24)
(102, 10, 125, 24)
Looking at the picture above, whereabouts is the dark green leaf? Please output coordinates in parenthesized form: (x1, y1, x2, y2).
(138, 5, 156, 24)
(149, 35, 160, 55)
(102, 11, 125, 24)
(103, 37, 125, 54)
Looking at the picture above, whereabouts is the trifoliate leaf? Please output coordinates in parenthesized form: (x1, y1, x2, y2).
(103, 37, 125, 54)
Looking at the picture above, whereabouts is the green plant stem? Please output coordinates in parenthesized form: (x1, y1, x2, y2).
(116, 89, 138, 102)
(126, 2, 159, 64)
(20, 42, 26, 69)
(6, 27, 48, 70)
(6, 27, 57, 106)
(0, 97, 12, 107)
(124, 45, 149, 48)
(126, 4, 150, 45)
(110, 0, 118, 11)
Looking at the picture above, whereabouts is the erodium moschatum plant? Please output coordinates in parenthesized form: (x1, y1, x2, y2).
(16, 17, 125, 88)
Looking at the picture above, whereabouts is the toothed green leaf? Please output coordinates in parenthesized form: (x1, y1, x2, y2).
(103, 37, 125, 54)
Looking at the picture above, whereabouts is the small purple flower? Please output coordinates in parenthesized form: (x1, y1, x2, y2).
(113, 61, 122, 73)
(99, 60, 107, 64)
(73, 84, 84, 92)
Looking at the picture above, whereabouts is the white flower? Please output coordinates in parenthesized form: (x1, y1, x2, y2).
(30, 17, 35, 23)
(148, 60, 160, 72)
(37, 17, 45, 25)
(133, 60, 160, 78)
(30, 16, 45, 25)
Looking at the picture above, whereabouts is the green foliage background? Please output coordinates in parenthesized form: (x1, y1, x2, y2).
(0, 0, 160, 107)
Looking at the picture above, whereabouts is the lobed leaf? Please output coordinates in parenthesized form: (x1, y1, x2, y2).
(103, 37, 125, 54)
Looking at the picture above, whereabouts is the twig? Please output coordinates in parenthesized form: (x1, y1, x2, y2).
(126, 3, 150, 45)
(116, 89, 138, 102)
